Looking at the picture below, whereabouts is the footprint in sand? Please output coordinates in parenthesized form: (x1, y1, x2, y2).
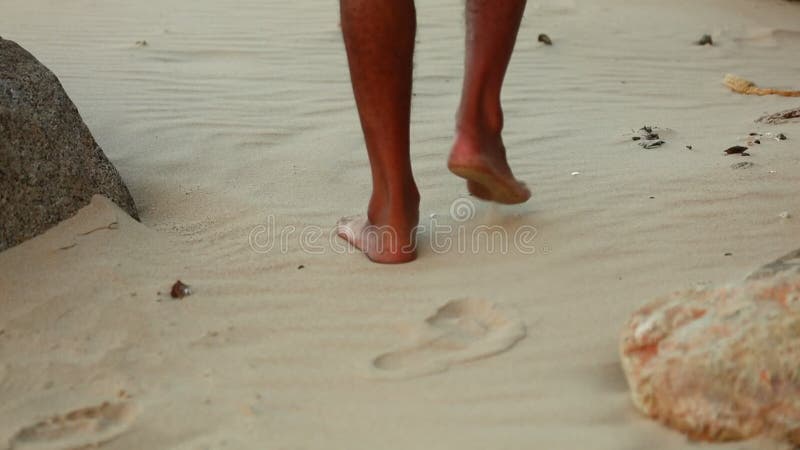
(9, 400, 137, 450)
(368, 298, 526, 380)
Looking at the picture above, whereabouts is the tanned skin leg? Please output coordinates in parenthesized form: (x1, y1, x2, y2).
(448, 0, 531, 204)
(337, 0, 420, 263)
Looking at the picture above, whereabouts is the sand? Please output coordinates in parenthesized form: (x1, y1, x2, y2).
(1, 0, 799, 448)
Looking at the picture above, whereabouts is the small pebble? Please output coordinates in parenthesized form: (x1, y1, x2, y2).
(170, 280, 192, 299)
(724, 145, 749, 155)
(571, 171, 581, 176)
(686, 145, 693, 150)
(724, 252, 733, 256)
(777, 133, 787, 141)
(696, 34, 713, 46)
(538, 33, 553, 46)
(298, 265, 305, 270)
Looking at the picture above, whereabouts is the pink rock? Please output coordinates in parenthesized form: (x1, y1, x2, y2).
(620, 249, 800, 444)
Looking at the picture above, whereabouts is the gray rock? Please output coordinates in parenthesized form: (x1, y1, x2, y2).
(0, 37, 138, 251)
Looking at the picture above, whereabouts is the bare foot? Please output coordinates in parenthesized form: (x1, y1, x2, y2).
(337, 194, 419, 264)
(448, 132, 531, 205)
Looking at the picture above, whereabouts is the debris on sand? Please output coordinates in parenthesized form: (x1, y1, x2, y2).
(537, 34, 553, 45)
(696, 34, 713, 46)
(639, 126, 659, 140)
(745, 133, 762, 146)
(757, 107, 800, 124)
(135, 40, 148, 47)
(744, 131, 789, 145)
(641, 140, 665, 149)
(724, 145, 750, 155)
(633, 126, 667, 149)
(170, 280, 192, 299)
(724, 74, 800, 97)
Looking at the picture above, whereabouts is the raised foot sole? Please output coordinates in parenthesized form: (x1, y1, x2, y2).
(449, 164, 531, 205)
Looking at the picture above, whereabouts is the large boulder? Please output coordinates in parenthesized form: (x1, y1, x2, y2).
(0, 37, 137, 251)
(620, 250, 800, 445)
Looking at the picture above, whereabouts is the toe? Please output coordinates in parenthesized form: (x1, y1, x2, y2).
(503, 182, 532, 205)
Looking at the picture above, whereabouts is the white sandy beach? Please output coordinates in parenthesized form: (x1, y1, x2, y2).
(1, 0, 799, 448)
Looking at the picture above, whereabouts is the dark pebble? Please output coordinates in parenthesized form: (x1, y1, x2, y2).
(170, 280, 192, 299)
(538, 34, 553, 45)
(724, 145, 749, 155)
(696, 34, 713, 46)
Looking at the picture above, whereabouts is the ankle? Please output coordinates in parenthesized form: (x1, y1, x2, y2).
(457, 94, 504, 137)
(368, 184, 420, 223)
(452, 125, 504, 161)
(401, 184, 421, 206)
(481, 97, 504, 135)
